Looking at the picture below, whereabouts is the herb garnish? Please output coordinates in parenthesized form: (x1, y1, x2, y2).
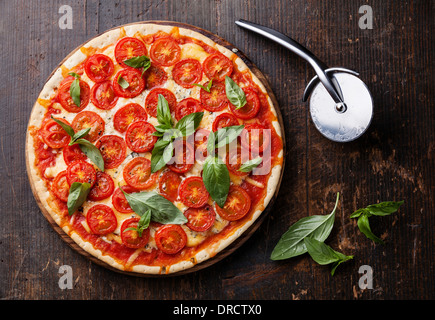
(123, 55, 151, 76)
(67, 182, 91, 216)
(193, 79, 213, 93)
(68, 72, 81, 107)
(117, 75, 130, 89)
(225, 76, 246, 110)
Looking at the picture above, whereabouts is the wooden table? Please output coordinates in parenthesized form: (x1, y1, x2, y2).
(1, 0, 433, 300)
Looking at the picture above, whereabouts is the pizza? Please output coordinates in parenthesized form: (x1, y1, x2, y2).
(26, 22, 284, 275)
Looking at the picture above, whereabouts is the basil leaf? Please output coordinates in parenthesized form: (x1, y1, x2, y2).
(304, 237, 353, 276)
(70, 127, 91, 145)
(225, 76, 246, 110)
(50, 115, 75, 137)
(156, 94, 173, 128)
(206, 130, 216, 157)
(238, 157, 262, 173)
(124, 209, 152, 237)
(365, 201, 404, 216)
(150, 140, 173, 173)
(117, 75, 129, 89)
(215, 125, 244, 148)
(68, 72, 81, 107)
(193, 79, 213, 92)
(121, 189, 187, 225)
(75, 139, 105, 171)
(67, 182, 91, 216)
(175, 112, 204, 137)
(202, 156, 230, 208)
(356, 213, 384, 244)
(123, 55, 151, 76)
(270, 193, 340, 260)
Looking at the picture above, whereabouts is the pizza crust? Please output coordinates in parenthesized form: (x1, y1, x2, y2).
(26, 22, 284, 275)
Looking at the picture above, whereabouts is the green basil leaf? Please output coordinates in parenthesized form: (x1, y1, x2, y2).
(123, 55, 151, 76)
(225, 76, 246, 110)
(50, 115, 75, 137)
(70, 127, 91, 145)
(202, 156, 230, 208)
(68, 73, 81, 108)
(193, 79, 212, 92)
(356, 213, 384, 244)
(238, 157, 263, 173)
(75, 139, 105, 171)
(365, 201, 404, 216)
(117, 75, 129, 89)
(206, 130, 216, 157)
(215, 125, 244, 149)
(124, 209, 151, 237)
(349, 208, 369, 219)
(150, 140, 173, 173)
(270, 193, 340, 260)
(304, 237, 353, 276)
(67, 182, 91, 216)
(156, 94, 173, 128)
(175, 112, 204, 137)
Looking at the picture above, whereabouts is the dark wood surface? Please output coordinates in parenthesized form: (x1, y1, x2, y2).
(0, 0, 433, 300)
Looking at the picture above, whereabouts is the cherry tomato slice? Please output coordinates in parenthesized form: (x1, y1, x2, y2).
(112, 185, 138, 213)
(88, 171, 115, 201)
(125, 121, 157, 153)
(226, 145, 250, 177)
(123, 157, 156, 190)
(115, 37, 147, 68)
(51, 171, 70, 202)
(240, 123, 271, 154)
(113, 103, 147, 133)
(90, 81, 118, 110)
(200, 80, 229, 112)
(150, 38, 181, 67)
(66, 160, 97, 186)
(215, 185, 251, 221)
(86, 204, 117, 235)
(184, 204, 216, 232)
(167, 140, 195, 174)
(154, 224, 187, 254)
(71, 111, 105, 142)
(202, 53, 233, 81)
(58, 79, 90, 113)
(63, 144, 87, 165)
(159, 170, 182, 202)
(178, 176, 209, 208)
(144, 88, 177, 118)
(95, 135, 127, 169)
(121, 217, 150, 249)
(175, 98, 203, 121)
(113, 68, 145, 98)
(212, 112, 239, 132)
(40, 118, 71, 148)
(144, 64, 168, 89)
(172, 58, 202, 88)
(229, 87, 261, 119)
(85, 54, 114, 83)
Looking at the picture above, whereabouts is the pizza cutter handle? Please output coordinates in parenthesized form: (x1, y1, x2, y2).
(235, 19, 345, 105)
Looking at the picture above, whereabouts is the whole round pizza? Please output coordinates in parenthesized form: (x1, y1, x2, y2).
(26, 22, 284, 275)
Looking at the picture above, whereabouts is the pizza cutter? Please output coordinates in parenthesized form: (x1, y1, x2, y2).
(235, 19, 373, 142)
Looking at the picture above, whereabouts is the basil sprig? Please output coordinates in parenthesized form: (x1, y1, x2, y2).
(123, 55, 151, 76)
(150, 94, 203, 173)
(124, 209, 152, 237)
(67, 182, 91, 216)
(350, 200, 404, 244)
(50, 115, 104, 171)
(68, 72, 81, 107)
(225, 76, 246, 110)
(193, 79, 213, 93)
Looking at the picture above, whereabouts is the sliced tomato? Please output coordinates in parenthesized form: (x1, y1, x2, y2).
(71, 111, 105, 142)
(90, 81, 118, 110)
(51, 171, 70, 202)
(212, 112, 239, 131)
(154, 224, 187, 254)
(175, 98, 203, 121)
(123, 157, 156, 190)
(40, 118, 71, 148)
(184, 204, 216, 232)
(125, 121, 157, 153)
(200, 80, 229, 112)
(88, 171, 115, 201)
(115, 37, 147, 68)
(144, 88, 177, 118)
(113, 68, 145, 98)
(121, 217, 150, 249)
(158, 170, 181, 202)
(167, 140, 195, 174)
(226, 145, 250, 177)
(240, 123, 271, 154)
(112, 185, 138, 213)
(150, 38, 181, 66)
(86, 204, 117, 235)
(85, 54, 114, 83)
(215, 185, 251, 221)
(172, 58, 202, 88)
(95, 135, 127, 169)
(63, 144, 87, 165)
(178, 176, 209, 208)
(58, 79, 90, 113)
(144, 64, 168, 89)
(66, 160, 97, 186)
(202, 53, 233, 81)
(113, 103, 147, 133)
(229, 87, 260, 119)
(194, 128, 210, 162)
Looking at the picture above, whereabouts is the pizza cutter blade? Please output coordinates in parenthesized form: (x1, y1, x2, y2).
(235, 19, 373, 142)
